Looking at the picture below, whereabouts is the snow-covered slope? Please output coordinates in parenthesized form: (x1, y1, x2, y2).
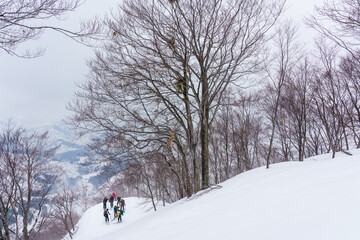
(72, 198, 156, 240)
(72, 150, 360, 240)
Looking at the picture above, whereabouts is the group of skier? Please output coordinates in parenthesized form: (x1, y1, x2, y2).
(103, 192, 126, 224)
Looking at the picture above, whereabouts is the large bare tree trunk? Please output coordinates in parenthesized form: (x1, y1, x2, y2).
(200, 108, 210, 190)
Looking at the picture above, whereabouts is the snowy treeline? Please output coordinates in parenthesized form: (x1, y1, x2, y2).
(67, 0, 360, 209)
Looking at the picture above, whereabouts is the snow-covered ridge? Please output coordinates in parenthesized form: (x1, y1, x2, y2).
(29, 123, 104, 189)
(72, 149, 360, 240)
(30, 123, 87, 146)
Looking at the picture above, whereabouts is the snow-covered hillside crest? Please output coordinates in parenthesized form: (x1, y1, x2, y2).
(72, 149, 360, 240)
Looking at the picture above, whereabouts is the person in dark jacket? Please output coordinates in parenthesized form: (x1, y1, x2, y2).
(104, 208, 110, 224)
(103, 197, 108, 210)
(109, 195, 114, 208)
(120, 198, 125, 211)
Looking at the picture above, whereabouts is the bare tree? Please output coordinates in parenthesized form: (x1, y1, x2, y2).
(306, 0, 360, 57)
(310, 41, 349, 158)
(306, 115, 329, 156)
(122, 156, 159, 211)
(210, 96, 234, 181)
(338, 52, 360, 147)
(209, 92, 265, 182)
(280, 58, 315, 161)
(0, 120, 59, 240)
(17, 132, 59, 240)
(0, 0, 99, 57)
(48, 187, 80, 239)
(263, 21, 302, 168)
(0, 121, 23, 240)
(69, 0, 285, 192)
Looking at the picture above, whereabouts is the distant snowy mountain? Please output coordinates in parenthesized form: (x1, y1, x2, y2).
(72, 149, 360, 240)
(31, 123, 105, 189)
(32, 123, 87, 146)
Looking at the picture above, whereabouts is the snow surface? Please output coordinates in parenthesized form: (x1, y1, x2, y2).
(72, 150, 360, 240)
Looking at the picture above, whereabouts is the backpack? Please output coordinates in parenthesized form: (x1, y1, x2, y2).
(104, 211, 107, 217)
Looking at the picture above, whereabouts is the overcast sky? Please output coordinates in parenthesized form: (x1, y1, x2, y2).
(0, 0, 321, 129)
